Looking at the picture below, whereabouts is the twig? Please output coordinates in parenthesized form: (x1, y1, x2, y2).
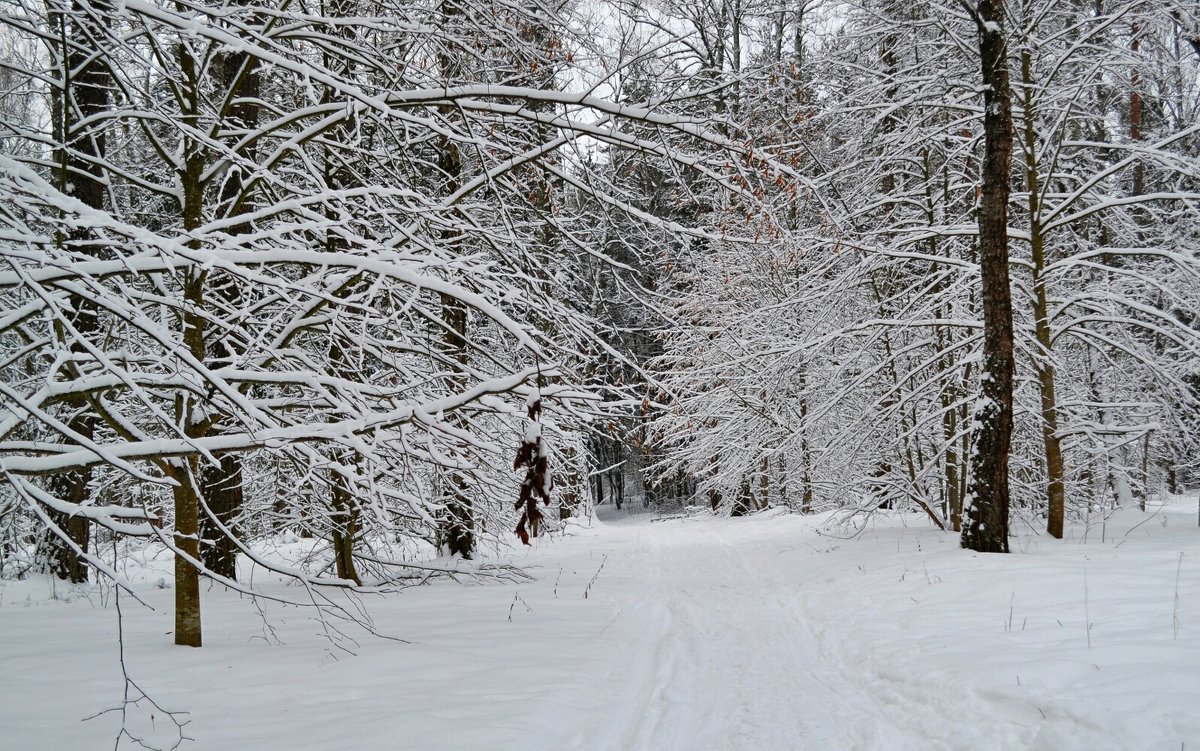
(1174, 552, 1184, 640)
(83, 542, 192, 751)
(1006, 583, 1015, 633)
(1084, 570, 1092, 649)
(250, 594, 282, 646)
(583, 553, 608, 599)
(1123, 505, 1164, 537)
(597, 609, 622, 635)
(507, 592, 534, 621)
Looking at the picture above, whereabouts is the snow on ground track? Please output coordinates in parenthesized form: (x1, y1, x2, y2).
(587, 505, 1200, 751)
(2, 501, 1199, 750)
(612, 516, 899, 750)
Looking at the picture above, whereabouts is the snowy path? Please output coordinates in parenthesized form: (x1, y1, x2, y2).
(3, 503, 1199, 750)
(606, 518, 900, 750)
(573, 508, 1200, 751)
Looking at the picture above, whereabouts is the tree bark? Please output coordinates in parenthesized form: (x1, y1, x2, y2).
(199, 455, 243, 579)
(172, 43, 207, 647)
(962, 0, 1015, 554)
(560, 445, 582, 520)
(1019, 48, 1067, 540)
(758, 456, 770, 510)
(199, 0, 264, 581)
(317, 0, 367, 580)
(1130, 20, 1143, 197)
(439, 292, 474, 557)
(329, 470, 360, 584)
(42, 0, 113, 583)
(434, 0, 475, 558)
(172, 457, 203, 648)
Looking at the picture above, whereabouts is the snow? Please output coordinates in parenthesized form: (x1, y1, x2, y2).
(3, 500, 1199, 750)
(524, 421, 542, 443)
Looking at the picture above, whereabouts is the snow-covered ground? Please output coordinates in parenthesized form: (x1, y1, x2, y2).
(2, 498, 1198, 750)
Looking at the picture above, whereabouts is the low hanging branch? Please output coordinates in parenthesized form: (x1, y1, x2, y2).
(513, 394, 552, 545)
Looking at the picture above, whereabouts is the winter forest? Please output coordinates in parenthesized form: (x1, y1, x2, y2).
(1, 0, 1199, 748)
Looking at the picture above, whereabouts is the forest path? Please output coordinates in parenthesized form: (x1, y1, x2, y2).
(576, 511, 919, 751)
(563, 504, 1200, 751)
(5, 504, 1196, 751)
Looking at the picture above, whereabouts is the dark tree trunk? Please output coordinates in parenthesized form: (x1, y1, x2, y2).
(199, 0, 263, 581)
(590, 436, 606, 507)
(442, 476, 475, 557)
(172, 459, 203, 648)
(757, 457, 770, 510)
(315, 0, 369, 578)
(560, 445, 582, 520)
(962, 0, 1015, 554)
(42, 0, 114, 583)
(433, 0, 476, 558)
(1130, 21, 1143, 197)
(173, 40, 208, 648)
(199, 455, 243, 580)
(439, 293, 475, 558)
(731, 476, 752, 517)
(330, 473, 361, 584)
(708, 453, 721, 511)
(1019, 48, 1066, 540)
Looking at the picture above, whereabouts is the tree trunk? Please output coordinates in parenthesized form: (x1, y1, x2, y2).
(708, 453, 721, 511)
(42, 0, 114, 583)
(731, 476, 751, 517)
(923, 145, 964, 532)
(560, 445, 582, 520)
(758, 456, 770, 510)
(173, 275, 206, 648)
(796, 365, 814, 513)
(439, 293, 474, 558)
(172, 278, 206, 649)
(1020, 48, 1067, 540)
(330, 471, 361, 584)
(316, 0, 370, 576)
(962, 0, 1015, 554)
(1130, 20, 1143, 197)
(1141, 431, 1152, 511)
(173, 45, 207, 647)
(435, 0, 475, 558)
(199, 0, 264, 581)
(172, 461, 203, 648)
(199, 455, 242, 580)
